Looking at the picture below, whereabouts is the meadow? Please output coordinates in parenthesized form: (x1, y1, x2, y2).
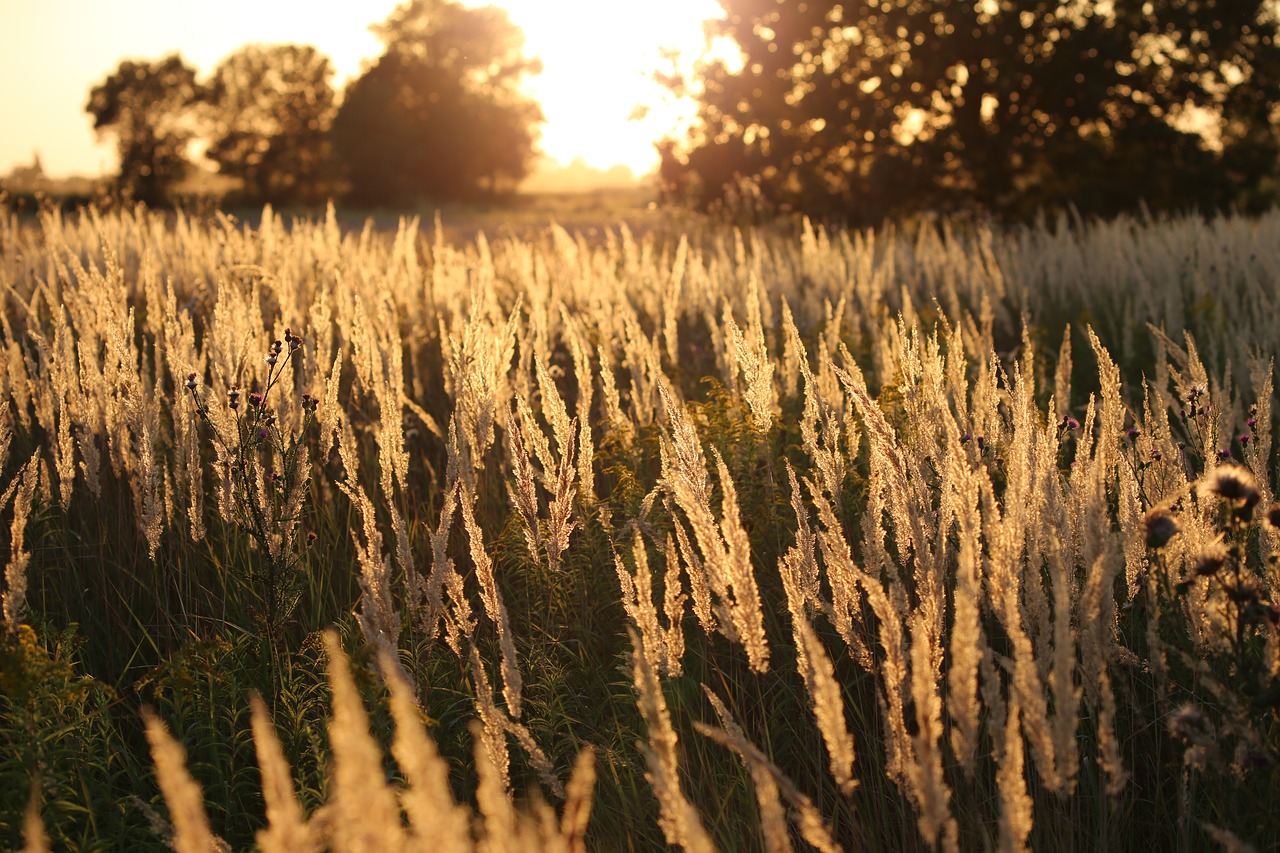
(2, 202, 1279, 852)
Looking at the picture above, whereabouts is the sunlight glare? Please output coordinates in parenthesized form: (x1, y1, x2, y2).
(487, 0, 725, 175)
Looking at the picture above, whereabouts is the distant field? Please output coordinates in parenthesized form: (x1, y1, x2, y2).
(2, 204, 1279, 851)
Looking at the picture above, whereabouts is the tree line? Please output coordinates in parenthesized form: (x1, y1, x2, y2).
(662, 0, 1280, 223)
(86, 0, 542, 208)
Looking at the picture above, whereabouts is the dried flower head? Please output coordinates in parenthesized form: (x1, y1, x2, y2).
(183, 373, 198, 391)
(1201, 465, 1261, 511)
(1143, 508, 1181, 550)
(1224, 580, 1259, 605)
(1192, 543, 1228, 577)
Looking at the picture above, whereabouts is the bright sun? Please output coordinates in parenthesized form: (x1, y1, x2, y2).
(483, 0, 726, 176)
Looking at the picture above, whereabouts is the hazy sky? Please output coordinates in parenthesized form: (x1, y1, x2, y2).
(0, 0, 723, 179)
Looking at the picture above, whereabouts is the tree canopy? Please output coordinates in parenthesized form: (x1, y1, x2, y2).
(665, 0, 1280, 222)
(85, 55, 203, 206)
(332, 0, 544, 206)
(205, 44, 338, 205)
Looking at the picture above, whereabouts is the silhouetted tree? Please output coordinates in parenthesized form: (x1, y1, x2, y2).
(331, 0, 543, 205)
(668, 1, 1280, 222)
(86, 55, 203, 207)
(206, 44, 338, 206)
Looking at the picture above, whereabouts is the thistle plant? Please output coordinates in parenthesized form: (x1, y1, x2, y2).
(184, 330, 318, 656)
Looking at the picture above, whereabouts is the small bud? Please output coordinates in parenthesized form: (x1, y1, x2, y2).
(184, 373, 198, 391)
(1125, 426, 1140, 440)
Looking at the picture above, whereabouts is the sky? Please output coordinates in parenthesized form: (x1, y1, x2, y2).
(0, 0, 725, 180)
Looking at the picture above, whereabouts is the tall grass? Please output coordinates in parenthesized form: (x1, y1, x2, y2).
(2, 202, 1279, 851)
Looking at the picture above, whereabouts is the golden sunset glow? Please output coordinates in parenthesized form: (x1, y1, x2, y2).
(0, 0, 725, 182)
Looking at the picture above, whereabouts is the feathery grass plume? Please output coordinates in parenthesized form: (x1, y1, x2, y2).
(782, 464, 825, 617)
(905, 608, 959, 853)
(627, 626, 715, 853)
(722, 292, 775, 433)
(506, 397, 545, 565)
(661, 533, 687, 676)
(710, 447, 770, 672)
(503, 711, 567, 801)
(536, 354, 574, 461)
(979, 368, 1064, 794)
(663, 235, 687, 365)
(560, 310, 596, 502)
(425, 425, 472, 653)
(142, 709, 230, 853)
(813, 479, 912, 782)
(21, 779, 49, 853)
(833, 359, 931, 585)
(157, 282, 204, 534)
(670, 509, 716, 635)
(545, 423, 579, 574)
(323, 631, 408, 852)
(807, 481, 872, 670)
(785, 306, 845, 510)
(794, 607, 858, 797)
(470, 647, 513, 795)
(596, 339, 635, 446)
(376, 649, 472, 852)
(945, 452, 984, 774)
(472, 718, 519, 853)
(2, 450, 40, 631)
(338, 478, 402, 657)
(559, 748, 596, 853)
(461, 477, 524, 717)
(659, 382, 770, 671)
(46, 314, 78, 511)
(696, 687, 841, 853)
(994, 693, 1033, 853)
(1200, 823, 1258, 853)
(616, 529, 669, 677)
(249, 693, 317, 853)
(1046, 534, 1082, 794)
(620, 312, 662, 428)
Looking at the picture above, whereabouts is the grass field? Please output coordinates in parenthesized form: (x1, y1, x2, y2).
(2, 202, 1280, 852)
